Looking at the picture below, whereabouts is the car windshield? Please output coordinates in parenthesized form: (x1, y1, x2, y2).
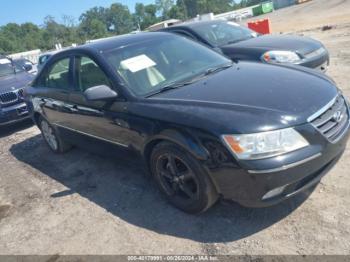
(103, 34, 231, 97)
(14, 59, 32, 67)
(192, 21, 256, 47)
(0, 58, 24, 77)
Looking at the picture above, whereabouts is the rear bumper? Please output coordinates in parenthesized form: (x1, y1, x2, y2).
(208, 121, 350, 208)
(0, 102, 30, 126)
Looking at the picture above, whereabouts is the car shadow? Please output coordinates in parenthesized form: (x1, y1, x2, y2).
(0, 120, 33, 138)
(10, 135, 315, 243)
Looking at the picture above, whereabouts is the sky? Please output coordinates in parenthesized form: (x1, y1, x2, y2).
(0, 0, 154, 26)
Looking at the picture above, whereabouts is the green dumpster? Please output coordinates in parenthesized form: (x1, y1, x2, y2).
(252, 2, 274, 16)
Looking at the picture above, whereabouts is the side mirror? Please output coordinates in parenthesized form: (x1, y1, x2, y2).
(83, 85, 118, 101)
(24, 64, 33, 72)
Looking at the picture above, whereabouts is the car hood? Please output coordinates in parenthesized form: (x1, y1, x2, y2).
(138, 62, 338, 134)
(0, 72, 34, 93)
(222, 35, 323, 55)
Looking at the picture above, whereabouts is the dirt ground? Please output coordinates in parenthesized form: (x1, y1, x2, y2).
(1, 0, 350, 255)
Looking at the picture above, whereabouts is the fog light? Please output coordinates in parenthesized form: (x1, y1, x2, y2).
(262, 186, 286, 200)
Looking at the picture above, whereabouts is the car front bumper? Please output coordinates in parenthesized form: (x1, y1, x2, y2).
(0, 102, 30, 126)
(208, 116, 350, 208)
(297, 49, 330, 72)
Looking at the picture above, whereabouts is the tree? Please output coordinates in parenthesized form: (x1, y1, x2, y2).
(41, 16, 67, 49)
(78, 18, 107, 41)
(0, 0, 250, 54)
(0, 23, 23, 52)
(134, 3, 160, 30)
(167, 5, 187, 20)
(79, 7, 108, 29)
(21, 22, 43, 51)
(179, 0, 233, 17)
(107, 3, 134, 34)
(156, 0, 175, 19)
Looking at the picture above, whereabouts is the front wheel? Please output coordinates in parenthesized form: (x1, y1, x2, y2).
(150, 142, 219, 214)
(39, 116, 71, 153)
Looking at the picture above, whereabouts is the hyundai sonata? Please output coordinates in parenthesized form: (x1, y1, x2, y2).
(25, 32, 349, 213)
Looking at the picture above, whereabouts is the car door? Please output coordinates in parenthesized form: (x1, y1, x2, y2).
(30, 56, 73, 126)
(62, 55, 133, 149)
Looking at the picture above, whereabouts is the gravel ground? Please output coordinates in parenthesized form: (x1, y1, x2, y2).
(0, 1, 350, 255)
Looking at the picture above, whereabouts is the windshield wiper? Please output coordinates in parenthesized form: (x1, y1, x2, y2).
(226, 39, 242, 45)
(146, 81, 194, 98)
(146, 63, 233, 98)
(204, 63, 233, 76)
(226, 36, 253, 45)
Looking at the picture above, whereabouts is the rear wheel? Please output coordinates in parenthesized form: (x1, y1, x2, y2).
(150, 142, 218, 214)
(39, 116, 71, 153)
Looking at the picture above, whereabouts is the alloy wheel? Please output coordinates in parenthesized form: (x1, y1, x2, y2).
(41, 120, 58, 151)
(156, 153, 200, 203)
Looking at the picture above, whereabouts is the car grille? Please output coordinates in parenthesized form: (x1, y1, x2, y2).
(0, 89, 24, 106)
(310, 96, 349, 142)
(17, 88, 24, 99)
(304, 47, 326, 59)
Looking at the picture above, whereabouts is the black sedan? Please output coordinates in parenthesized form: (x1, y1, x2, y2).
(160, 20, 330, 71)
(25, 32, 349, 213)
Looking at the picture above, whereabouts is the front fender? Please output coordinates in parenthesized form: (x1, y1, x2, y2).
(143, 129, 210, 161)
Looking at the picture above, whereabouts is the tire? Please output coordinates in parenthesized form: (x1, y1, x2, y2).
(38, 116, 72, 153)
(150, 142, 219, 214)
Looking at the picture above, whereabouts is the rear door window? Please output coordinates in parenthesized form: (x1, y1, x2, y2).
(33, 57, 71, 89)
(46, 58, 71, 89)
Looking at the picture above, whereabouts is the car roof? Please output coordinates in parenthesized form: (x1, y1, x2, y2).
(164, 19, 227, 30)
(36, 32, 176, 67)
(39, 51, 58, 57)
(80, 32, 173, 53)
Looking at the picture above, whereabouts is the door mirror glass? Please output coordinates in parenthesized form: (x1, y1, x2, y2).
(83, 85, 118, 101)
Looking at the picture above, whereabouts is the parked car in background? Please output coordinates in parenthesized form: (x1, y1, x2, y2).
(160, 20, 330, 71)
(0, 56, 34, 125)
(14, 58, 38, 75)
(25, 32, 349, 213)
(37, 51, 57, 72)
(38, 48, 75, 72)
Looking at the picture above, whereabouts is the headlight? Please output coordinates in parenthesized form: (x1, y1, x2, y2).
(222, 128, 309, 160)
(262, 51, 301, 64)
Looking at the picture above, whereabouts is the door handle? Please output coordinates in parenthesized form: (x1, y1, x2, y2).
(60, 104, 78, 113)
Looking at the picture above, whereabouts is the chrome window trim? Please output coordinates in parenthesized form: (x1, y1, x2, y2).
(248, 153, 322, 174)
(53, 123, 128, 148)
